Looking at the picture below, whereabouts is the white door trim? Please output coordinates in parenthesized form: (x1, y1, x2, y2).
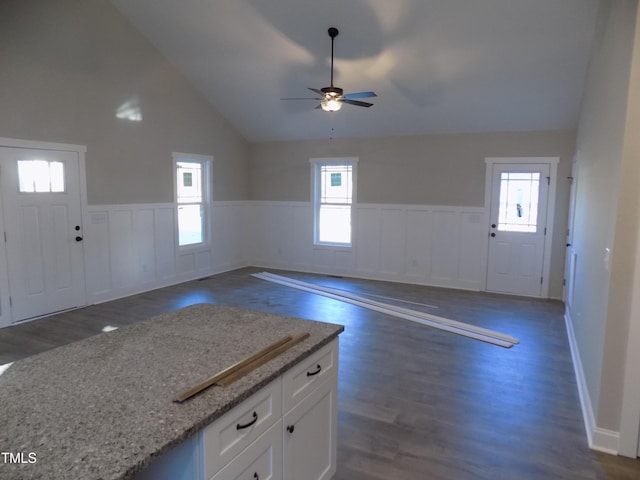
(564, 155, 579, 306)
(0, 137, 88, 327)
(484, 157, 559, 298)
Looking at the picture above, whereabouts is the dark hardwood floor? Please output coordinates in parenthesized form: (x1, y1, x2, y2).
(2, 267, 639, 479)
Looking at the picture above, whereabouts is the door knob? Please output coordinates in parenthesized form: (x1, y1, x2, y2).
(75, 225, 81, 231)
(490, 233, 496, 237)
(491, 224, 496, 228)
(287, 425, 294, 434)
(75, 236, 83, 242)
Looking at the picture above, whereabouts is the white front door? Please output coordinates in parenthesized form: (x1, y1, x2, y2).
(486, 163, 551, 297)
(0, 147, 86, 322)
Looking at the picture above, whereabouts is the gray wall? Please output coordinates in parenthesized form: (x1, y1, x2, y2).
(0, 0, 249, 204)
(572, 0, 639, 431)
(250, 130, 576, 298)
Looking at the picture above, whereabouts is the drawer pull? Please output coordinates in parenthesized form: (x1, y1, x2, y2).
(236, 411, 258, 430)
(306, 364, 322, 377)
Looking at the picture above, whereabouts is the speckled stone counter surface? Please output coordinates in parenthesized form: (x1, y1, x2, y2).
(0, 303, 343, 480)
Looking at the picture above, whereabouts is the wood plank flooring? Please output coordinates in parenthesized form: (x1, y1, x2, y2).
(1, 267, 639, 479)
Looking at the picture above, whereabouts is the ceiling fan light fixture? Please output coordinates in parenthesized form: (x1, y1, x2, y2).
(321, 97, 342, 112)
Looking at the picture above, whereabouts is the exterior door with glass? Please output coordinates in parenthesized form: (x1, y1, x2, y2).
(486, 163, 551, 297)
(0, 147, 86, 322)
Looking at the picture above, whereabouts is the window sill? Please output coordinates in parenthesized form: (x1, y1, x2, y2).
(313, 242, 353, 249)
(178, 242, 210, 252)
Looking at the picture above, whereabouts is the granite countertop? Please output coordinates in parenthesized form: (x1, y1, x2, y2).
(0, 303, 344, 480)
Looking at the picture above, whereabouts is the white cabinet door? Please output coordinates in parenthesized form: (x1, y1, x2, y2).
(283, 377, 337, 480)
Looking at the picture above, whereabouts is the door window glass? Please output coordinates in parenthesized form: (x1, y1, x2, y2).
(497, 172, 540, 232)
(18, 160, 65, 193)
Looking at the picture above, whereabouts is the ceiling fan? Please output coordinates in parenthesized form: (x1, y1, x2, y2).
(283, 27, 377, 112)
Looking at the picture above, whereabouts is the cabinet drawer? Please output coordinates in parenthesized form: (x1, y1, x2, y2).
(282, 339, 337, 412)
(204, 378, 282, 478)
(210, 420, 282, 480)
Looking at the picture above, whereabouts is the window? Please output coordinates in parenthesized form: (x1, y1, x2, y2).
(311, 158, 357, 246)
(497, 172, 540, 232)
(173, 153, 211, 247)
(18, 160, 65, 193)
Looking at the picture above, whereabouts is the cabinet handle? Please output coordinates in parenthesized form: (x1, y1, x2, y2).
(236, 411, 258, 430)
(253, 473, 259, 480)
(286, 425, 294, 434)
(306, 364, 322, 377)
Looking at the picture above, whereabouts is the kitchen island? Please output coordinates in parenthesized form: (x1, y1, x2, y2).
(0, 303, 343, 480)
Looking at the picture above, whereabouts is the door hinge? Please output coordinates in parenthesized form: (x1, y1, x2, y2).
(547, 176, 550, 185)
(3, 232, 5, 242)
(541, 277, 543, 284)
(544, 227, 547, 235)
(9, 296, 12, 307)
(563, 279, 566, 286)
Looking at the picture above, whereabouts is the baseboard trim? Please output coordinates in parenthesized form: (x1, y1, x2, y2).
(564, 307, 620, 455)
(87, 262, 248, 306)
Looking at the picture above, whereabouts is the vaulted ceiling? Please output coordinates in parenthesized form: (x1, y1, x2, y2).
(112, 0, 600, 142)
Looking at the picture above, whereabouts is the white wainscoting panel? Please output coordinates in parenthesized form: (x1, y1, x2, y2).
(109, 209, 137, 289)
(83, 200, 485, 308)
(85, 202, 248, 304)
(211, 202, 248, 272)
(155, 207, 177, 279)
(135, 208, 157, 284)
(249, 202, 486, 291)
(355, 206, 381, 275)
(84, 211, 111, 296)
(379, 207, 406, 277)
(405, 209, 433, 282)
(430, 209, 460, 286)
(457, 211, 486, 290)
(291, 204, 314, 268)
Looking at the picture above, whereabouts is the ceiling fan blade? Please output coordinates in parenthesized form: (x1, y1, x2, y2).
(308, 88, 324, 96)
(281, 97, 321, 100)
(341, 99, 374, 108)
(343, 91, 377, 99)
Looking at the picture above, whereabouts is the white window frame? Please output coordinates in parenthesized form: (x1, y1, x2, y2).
(172, 152, 212, 249)
(310, 157, 358, 247)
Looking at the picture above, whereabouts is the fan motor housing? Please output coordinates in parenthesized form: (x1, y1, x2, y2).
(321, 86, 343, 97)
